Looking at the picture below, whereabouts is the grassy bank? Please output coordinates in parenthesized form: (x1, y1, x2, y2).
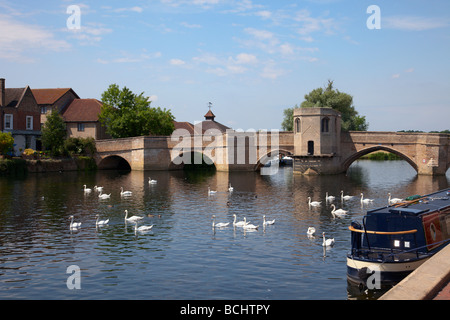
(0, 156, 97, 176)
(359, 152, 402, 160)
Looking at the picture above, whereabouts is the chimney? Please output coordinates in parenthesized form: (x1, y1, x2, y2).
(0, 78, 5, 107)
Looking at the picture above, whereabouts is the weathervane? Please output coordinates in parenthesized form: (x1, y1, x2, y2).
(208, 102, 212, 110)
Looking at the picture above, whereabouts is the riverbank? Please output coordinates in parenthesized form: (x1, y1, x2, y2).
(379, 243, 450, 300)
(0, 157, 97, 175)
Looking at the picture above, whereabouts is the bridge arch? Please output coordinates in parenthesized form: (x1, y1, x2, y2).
(342, 146, 418, 173)
(169, 151, 216, 170)
(255, 148, 294, 171)
(98, 155, 132, 170)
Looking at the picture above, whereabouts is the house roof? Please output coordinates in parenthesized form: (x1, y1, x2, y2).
(4, 87, 27, 108)
(201, 119, 230, 133)
(62, 99, 103, 122)
(31, 88, 79, 105)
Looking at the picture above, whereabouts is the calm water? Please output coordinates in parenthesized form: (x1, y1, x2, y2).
(0, 161, 449, 300)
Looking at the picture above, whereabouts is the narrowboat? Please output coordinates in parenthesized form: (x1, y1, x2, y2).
(347, 188, 450, 288)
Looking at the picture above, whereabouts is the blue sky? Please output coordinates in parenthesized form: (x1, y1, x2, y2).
(1, 0, 449, 131)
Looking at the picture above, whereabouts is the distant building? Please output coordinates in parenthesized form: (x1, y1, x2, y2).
(32, 88, 79, 127)
(62, 99, 110, 140)
(0, 78, 41, 155)
(200, 106, 230, 133)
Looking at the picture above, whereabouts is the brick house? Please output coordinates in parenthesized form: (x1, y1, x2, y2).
(61, 99, 110, 140)
(0, 78, 41, 155)
(31, 88, 79, 127)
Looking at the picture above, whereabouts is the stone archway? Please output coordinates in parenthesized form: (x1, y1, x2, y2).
(97, 155, 131, 170)
(342, 146, 418, 173)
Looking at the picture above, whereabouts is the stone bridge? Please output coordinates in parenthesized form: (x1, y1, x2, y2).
(95, 131, 294, 172)
(94, 108, 449, 176)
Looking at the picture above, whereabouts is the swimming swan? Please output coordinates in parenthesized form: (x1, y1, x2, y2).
(124, 209, 143, 222)
(212, 215, 229, 228)
(94, 186, 103, 192)
(325, 192, 335, 201)
(69, 215, 81, 229)
(388, 193, 403, 204)
(95, 214, 109, 226)
(263, 215, 275, 225)
(360, 193, 374, 204)
(307, 227, 316, 236)
(98, 191, 111, 199)
(242, 217, 258, 230)
(330, 204, 348, 217)
(83, 185, 92, 193)
(322, 232, 335, 247)
(120, 187, 132, 197)
(228, 183, 234, 192)
(134, 221, 153, 232)
(308, 197, 321, 207)
(148, 178, 157, 184)
(233, 214, 248, 227)
(208, 187, 217, 195)
(340, 191, 353, 201)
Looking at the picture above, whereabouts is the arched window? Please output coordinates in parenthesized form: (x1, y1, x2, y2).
(295, 118, 301, 133)
(321, 117, 329, 133)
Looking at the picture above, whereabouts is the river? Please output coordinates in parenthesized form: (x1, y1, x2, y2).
(0, 160, 449, 300)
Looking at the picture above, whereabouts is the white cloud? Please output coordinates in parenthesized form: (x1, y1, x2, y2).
(384, 16, 449, 31)
(170, 58, 186, 65)
(0, 14, 70, 62)
(97, 51, 161, 64)
(66, 23, 113, 45)
(114, 6, 144, 13)
(392, 73, 400, 79)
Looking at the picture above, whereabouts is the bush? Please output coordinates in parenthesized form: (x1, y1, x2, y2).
(0, 132, 14, 155)
(64, 137, 96, 156)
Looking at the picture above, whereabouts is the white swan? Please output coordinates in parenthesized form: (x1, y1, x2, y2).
(98, 191, 111, 199)
(124, 209, 143, 222)
(212, 215, 229, 228)
(148, 177, 157, 184)
(307, 227, 316, 236)
(388, 193, 403, 204)
(242, 217, 258, 230)
(340, 190, 353, 201)
(120, 187, 132, 197)
(360, 193, 374, 204)
(233, 214, 248, 227)
(94, 186, 103, 192)
(330, 204, 348, 217)
(208, 187, 217, 195)
(325, 192, 335, 202)
(308, 197, 321, 207)
(69, 215, 81, 229)
(322, 232, 335, 247)
(228, 183, 234, 192)
(134, 221, 153, 232)
(95, 214, 109, 226)
(83, 185, 92, 193)
(263, 215, 275, 225)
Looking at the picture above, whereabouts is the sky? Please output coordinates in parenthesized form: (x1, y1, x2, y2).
(1, 0, 449, 132)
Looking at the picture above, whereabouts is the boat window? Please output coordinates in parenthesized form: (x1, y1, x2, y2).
(394, 240, 401, 247)
(404, 241, 410, 248)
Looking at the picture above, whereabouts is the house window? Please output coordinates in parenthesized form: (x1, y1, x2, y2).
(41, 106, 47, 114)
(295, 118, 301, 133)
(321, 117, 329, 133)
(4, 114, 13, 130)
(26, 116, 33, 130)
(77, 123, 85, 132)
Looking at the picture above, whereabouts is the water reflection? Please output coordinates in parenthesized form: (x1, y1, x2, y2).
(0, 160, 448, 299)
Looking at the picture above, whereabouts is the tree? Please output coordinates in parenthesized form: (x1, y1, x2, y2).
(281, 106, 294, 131)
(300, 80, 369, 131)
(98, 84, 175, 138)
(0, 132, 14, 155)
(41, 110, 67, 155)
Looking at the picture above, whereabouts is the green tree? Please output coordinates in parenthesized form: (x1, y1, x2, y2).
(0, 132, 14, 155)
(300, 80, 369, 131)
(281, 106, 294, 131)
(41, 110, 67, 156)
(98, 84, 175, 138)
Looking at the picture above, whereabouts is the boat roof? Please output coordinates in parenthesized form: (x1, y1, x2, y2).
(367, 188, 450, 217)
